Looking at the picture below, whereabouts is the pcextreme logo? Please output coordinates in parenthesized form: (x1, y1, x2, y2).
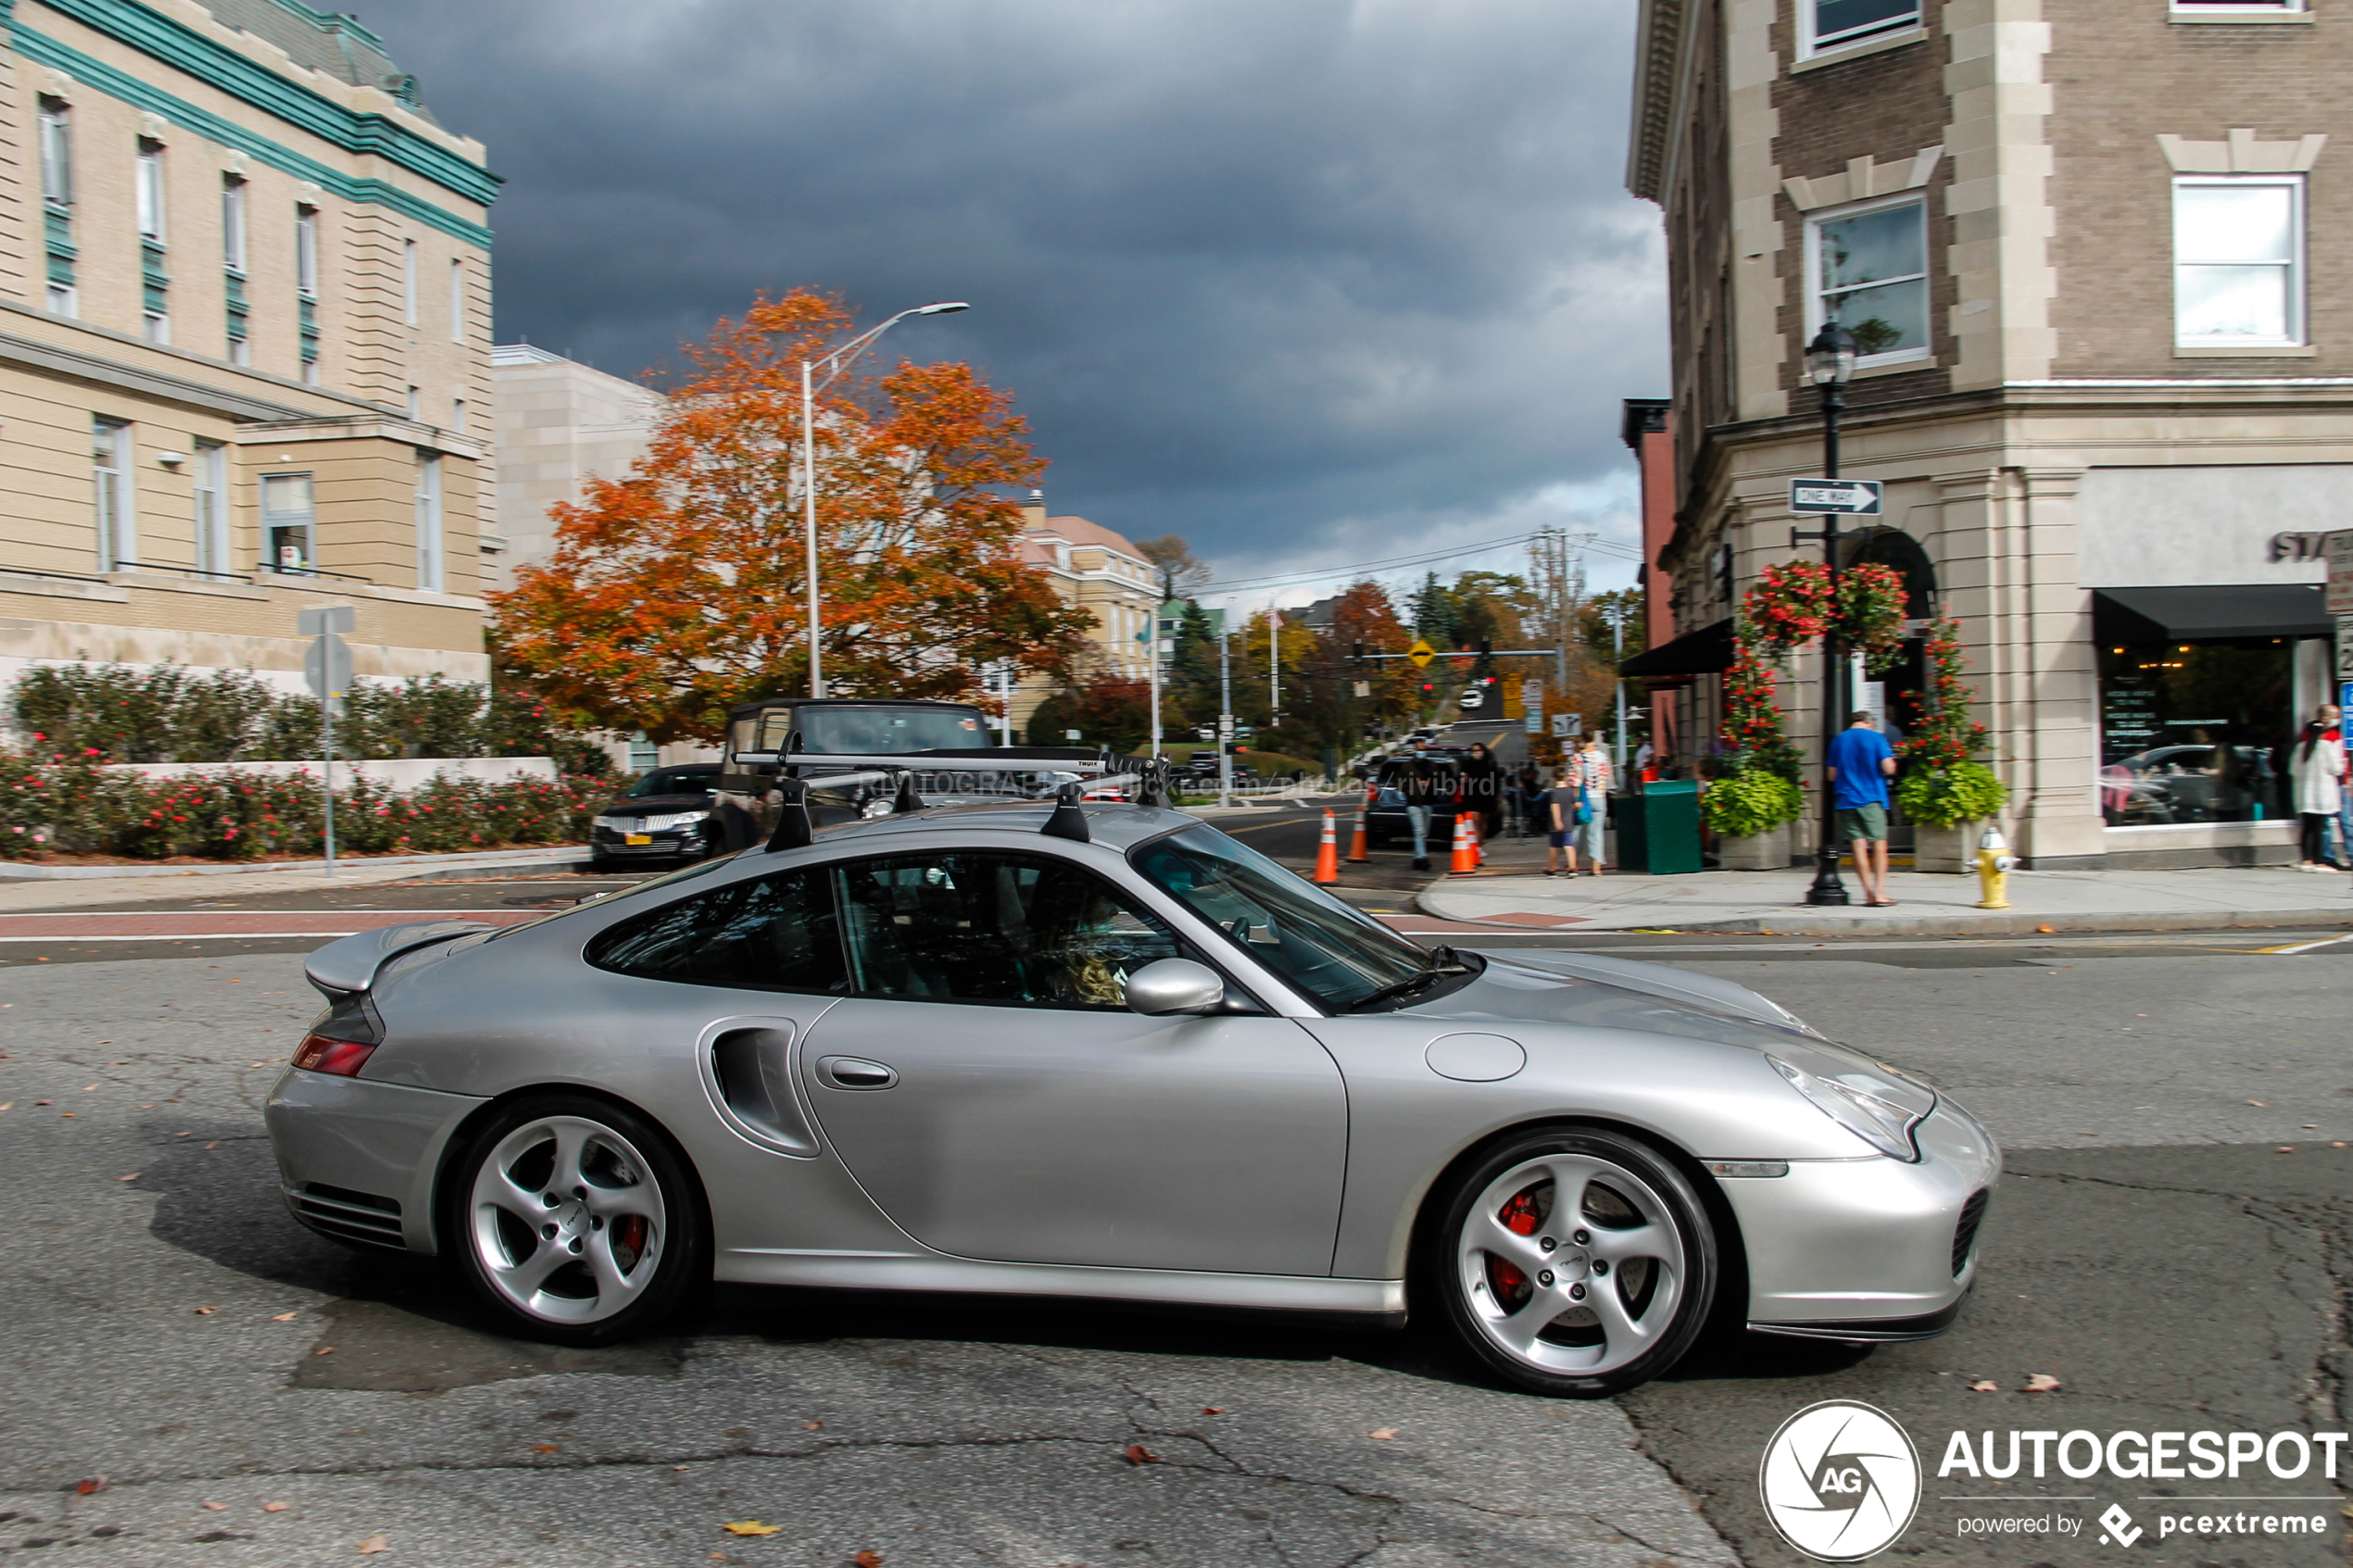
(1759, 1400, 1923, 1562)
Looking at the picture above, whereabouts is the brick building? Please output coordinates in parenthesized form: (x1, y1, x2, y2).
(1625, 0, 2344, 868)
(0, 0, 495, 704)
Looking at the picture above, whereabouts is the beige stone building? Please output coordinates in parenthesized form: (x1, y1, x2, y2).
(485, 343, 661, 593)
(1627, 0, 2347, 868)
(1010, 494, 1164, 733)
(0, 0, 494, 704)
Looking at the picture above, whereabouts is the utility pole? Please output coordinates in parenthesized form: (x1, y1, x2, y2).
(1602, 600, 1631, 777)
(1143, 615, 1163, 759)
(300, 605, 353, 875)
(1217, 621, 1234, 809)
(1268, 608, 1281, 722)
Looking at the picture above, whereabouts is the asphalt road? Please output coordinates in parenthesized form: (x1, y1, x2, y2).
(0, 867, 2347, 1566)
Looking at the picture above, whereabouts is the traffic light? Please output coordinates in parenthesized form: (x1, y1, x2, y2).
(1352, 640, 1365, 664)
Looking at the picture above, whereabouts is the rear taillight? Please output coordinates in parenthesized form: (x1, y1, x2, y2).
(293, 1034, 377, 1076)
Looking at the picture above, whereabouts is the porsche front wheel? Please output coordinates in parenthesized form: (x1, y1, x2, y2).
(1431, 1126, 1716, 1397)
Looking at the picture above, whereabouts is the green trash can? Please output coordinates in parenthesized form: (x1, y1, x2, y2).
(1610, 779, 1702, 874)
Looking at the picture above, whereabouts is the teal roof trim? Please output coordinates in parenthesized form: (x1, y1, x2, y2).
(23, 0, 497, 207)
(11, 22, 493, 248)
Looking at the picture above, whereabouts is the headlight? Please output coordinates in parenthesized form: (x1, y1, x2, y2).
(1768, 1054, 1922, 1161)
(642, 810, 709, 832)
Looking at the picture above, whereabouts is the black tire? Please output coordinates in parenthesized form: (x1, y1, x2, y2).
(441, 1092, 709, 1347)
(588, 853, 616, 873)
(1423, 1124, 1716, 1397)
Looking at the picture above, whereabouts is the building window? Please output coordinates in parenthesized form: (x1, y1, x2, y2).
(402, 237, 418, 324)
(39, 99, 71, 207)
(1804, 0, 1920, 55)
(135, 141, 165, 242)
(295, 207, 318, 297)
(220, 177, 246, 271)
(143, 311, 170, 345)
(94, 420, 132, 571)
(2171, 0, 2302, 12)
(262, 471, 314, 573)
(2097, 642, 2294, 824)
(452, 397, 467, 434)
(2174, 176, 2303, 346)
(301, 357, 321, 387)
(415, 451, 444, 592)
(405, 384, 420, 420)
(448, 257, 465, 342)
(193, 440, 228, 577)
(1805, 194, 1930, 367)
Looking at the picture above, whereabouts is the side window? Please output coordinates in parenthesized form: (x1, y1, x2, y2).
(832, 851, 1187, 1009)
(589, 867, 846, 992)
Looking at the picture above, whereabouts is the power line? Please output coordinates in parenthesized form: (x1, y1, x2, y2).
(1200, 533, 1541, 593)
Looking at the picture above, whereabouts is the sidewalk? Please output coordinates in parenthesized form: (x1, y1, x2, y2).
(0, 846, 595, 912)
(1418, 863, 2353, 936)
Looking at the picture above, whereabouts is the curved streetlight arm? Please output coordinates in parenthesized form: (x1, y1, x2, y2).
(811, 301, 971, 392)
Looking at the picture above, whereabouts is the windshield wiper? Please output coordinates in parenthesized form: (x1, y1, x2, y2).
(1347, 945, 1477, 1012)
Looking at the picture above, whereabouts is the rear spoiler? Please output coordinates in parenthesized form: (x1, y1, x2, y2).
(305, 920, 493, 999)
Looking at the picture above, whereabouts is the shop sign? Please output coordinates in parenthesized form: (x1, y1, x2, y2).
(2325, 530, 2353, 614)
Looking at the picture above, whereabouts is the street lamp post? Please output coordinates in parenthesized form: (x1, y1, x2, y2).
(799, 301, 970, 698)
(1217, 622, 1234, 809)
(1801, 322, 1858, 908)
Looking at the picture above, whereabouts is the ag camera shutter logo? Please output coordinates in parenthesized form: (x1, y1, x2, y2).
(1759, 1400, 1922, 1562)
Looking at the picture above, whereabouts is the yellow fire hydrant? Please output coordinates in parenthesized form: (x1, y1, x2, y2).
(1975, 828, 2017, 909)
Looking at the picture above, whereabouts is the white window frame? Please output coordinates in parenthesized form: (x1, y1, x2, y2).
(2171, 0, 2302, 14)
(192, 439, 228, 577)
(1799, 0, 1922, 57)
(2171, 174, 2305, 348)
(47, 283, 77, 318)
(402, 236, 418, 324)
(1803, 191, 1932, 370)
(93, 419, 132, 572)
(295, 207, 319, 298)
(38, 99, 70, 208)
(220, 177, 246, 272)
(452, 397, 467, 434)
(448, 257, 465, 342)
(414, 451, 444, 593)
(135, 142, 165, 242)
(142, 311, 170, 345)
(261, 470, 315, 573)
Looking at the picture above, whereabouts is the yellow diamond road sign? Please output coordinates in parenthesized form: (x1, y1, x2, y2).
(1406, 639, 1436, 669)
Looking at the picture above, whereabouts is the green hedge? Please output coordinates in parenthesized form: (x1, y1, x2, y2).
(1700, 770, 1805, 838)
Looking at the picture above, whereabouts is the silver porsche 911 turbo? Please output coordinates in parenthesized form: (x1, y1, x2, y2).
(265, 791, 1998, 1398)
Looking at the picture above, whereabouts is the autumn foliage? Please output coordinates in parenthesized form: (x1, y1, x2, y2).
(490, 290, 1093, 742)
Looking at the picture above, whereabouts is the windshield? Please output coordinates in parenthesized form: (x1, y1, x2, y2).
(623, 767, 718, 799)
(792, 707, 990, 755)
(1130, 823, 1437, 1011)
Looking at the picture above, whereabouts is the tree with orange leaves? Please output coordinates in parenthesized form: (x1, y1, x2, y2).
(489, 290, 1094, 743)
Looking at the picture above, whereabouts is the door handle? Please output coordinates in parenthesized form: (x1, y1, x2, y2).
(817, 1055, 898, 1090)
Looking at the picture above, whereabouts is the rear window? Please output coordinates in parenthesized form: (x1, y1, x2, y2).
(754, 707, 988, 755)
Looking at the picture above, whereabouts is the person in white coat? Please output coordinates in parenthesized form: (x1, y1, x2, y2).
(2289, 703, 2346, 871)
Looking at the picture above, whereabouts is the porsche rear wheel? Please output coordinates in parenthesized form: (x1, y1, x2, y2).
(445, 1094, 707, 1346)
(1430, 1126, 1716, 1397)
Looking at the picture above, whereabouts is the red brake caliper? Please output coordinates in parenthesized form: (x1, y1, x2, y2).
(615, 1214, 648, 1272)
(1487, 1189, 1541, 1308)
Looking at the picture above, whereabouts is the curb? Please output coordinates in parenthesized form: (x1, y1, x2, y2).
(0, 846, 597, 882)
(1411, 887, 2353, 938)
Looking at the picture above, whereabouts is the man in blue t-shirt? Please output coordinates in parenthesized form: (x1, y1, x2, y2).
(1826, 710, 1898, 907)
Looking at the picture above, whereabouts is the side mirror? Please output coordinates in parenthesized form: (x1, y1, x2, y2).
(1125, 958, 1226, 1017)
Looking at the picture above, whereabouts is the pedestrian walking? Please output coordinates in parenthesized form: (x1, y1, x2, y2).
(2290, 703, 2346, 871)
(1826, 710, 1898, 906)
(1459, 742, 1504, 843)
(1541, 768, 1574, 875)
(1567, 734, 1614, 875)
(1395, 741, 1445, 872)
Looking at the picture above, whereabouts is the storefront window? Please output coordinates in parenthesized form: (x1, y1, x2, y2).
(2097, 642, 2293, 825)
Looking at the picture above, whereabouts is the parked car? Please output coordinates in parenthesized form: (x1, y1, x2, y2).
(2097, 743, 2279, 825)
(269, 798, 1996, 1398)
(589, 763, 724, 872)
(713, 697, 1000, 849)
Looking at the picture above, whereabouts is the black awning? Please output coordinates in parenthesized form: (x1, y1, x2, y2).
(1619, 618, 1734, 678)
(2091, 583, 2333, 645)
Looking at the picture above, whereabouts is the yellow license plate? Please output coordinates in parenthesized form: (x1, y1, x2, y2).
(624, 834, 652, 846)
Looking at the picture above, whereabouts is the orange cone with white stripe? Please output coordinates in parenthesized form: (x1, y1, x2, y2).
(1346, 789, 1371, 862)
(1312, 809, 1341, 884)
(1447, 812, 1478, 875)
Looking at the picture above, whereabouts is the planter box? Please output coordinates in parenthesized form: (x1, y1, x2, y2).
(1718, 822, 1792, 871)
(1912, 822, 1977, 874)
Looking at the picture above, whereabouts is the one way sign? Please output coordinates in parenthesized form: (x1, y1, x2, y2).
(1790, 478, 1882, 515)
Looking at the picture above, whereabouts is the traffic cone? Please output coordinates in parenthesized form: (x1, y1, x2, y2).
(1312, 809, 1341, 884)
(1448, 812, 1478, 875)
(1346, 789, 1371, 862)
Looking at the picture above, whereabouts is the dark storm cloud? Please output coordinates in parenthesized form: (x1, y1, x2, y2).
(359, 0, 1663, 593)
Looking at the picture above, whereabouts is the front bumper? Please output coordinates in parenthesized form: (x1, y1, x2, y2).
(591, 826, 705, 858)
(1718, 1098, 2001, 1337)
(263, 1066, 485, 1255)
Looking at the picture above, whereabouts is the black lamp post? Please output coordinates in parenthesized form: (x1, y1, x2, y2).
(1802, 322, 1857, 907)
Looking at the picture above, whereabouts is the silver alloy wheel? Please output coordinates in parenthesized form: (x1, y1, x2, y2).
(1454, 1151, 1687, 1378)
(468, 1114, 667, 1325)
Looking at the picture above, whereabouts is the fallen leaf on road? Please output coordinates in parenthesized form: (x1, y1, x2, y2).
(802, 1420, 822, 1431)
(59, 1111, 73, 1118)
(116, 1173, 138, 1182)
(205, 1142, 220, 1150)
(852, 1552, 884, 1568)
(1201, 1407, 1224, 1415)
(194, 1306, 216, 1315)
(2248, 1100, 2266, 1107)
(270, 1312, 297, 1322)
(721, 1522, 781, 1537)
(202, 1501, 226, 1512)
(82, 1085, 97, 1092)
(314, 1347, 334, 1356)
(76, 1478, 105, 1495)
(1969, 1380, 1998, 1392)
(2035, 924, 2055, 934)
(0, 1103, 11, 1111)
(1124, 1444, 1160, 1465)
(530, 1444, 560, 1454)
(1368, 1428, 1399, 1440)
(34, 1100, 51, 1106)
(355, 1536, 388, 1554)
(2278, 1146, 2296, 1154)
(2023, 1374, 2061, 1393)
(2304, 1124, 2320, 1130)
(263, 1501, 289, 1512)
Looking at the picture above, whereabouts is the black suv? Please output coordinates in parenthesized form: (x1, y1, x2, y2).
(589, 762, 724, 871)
